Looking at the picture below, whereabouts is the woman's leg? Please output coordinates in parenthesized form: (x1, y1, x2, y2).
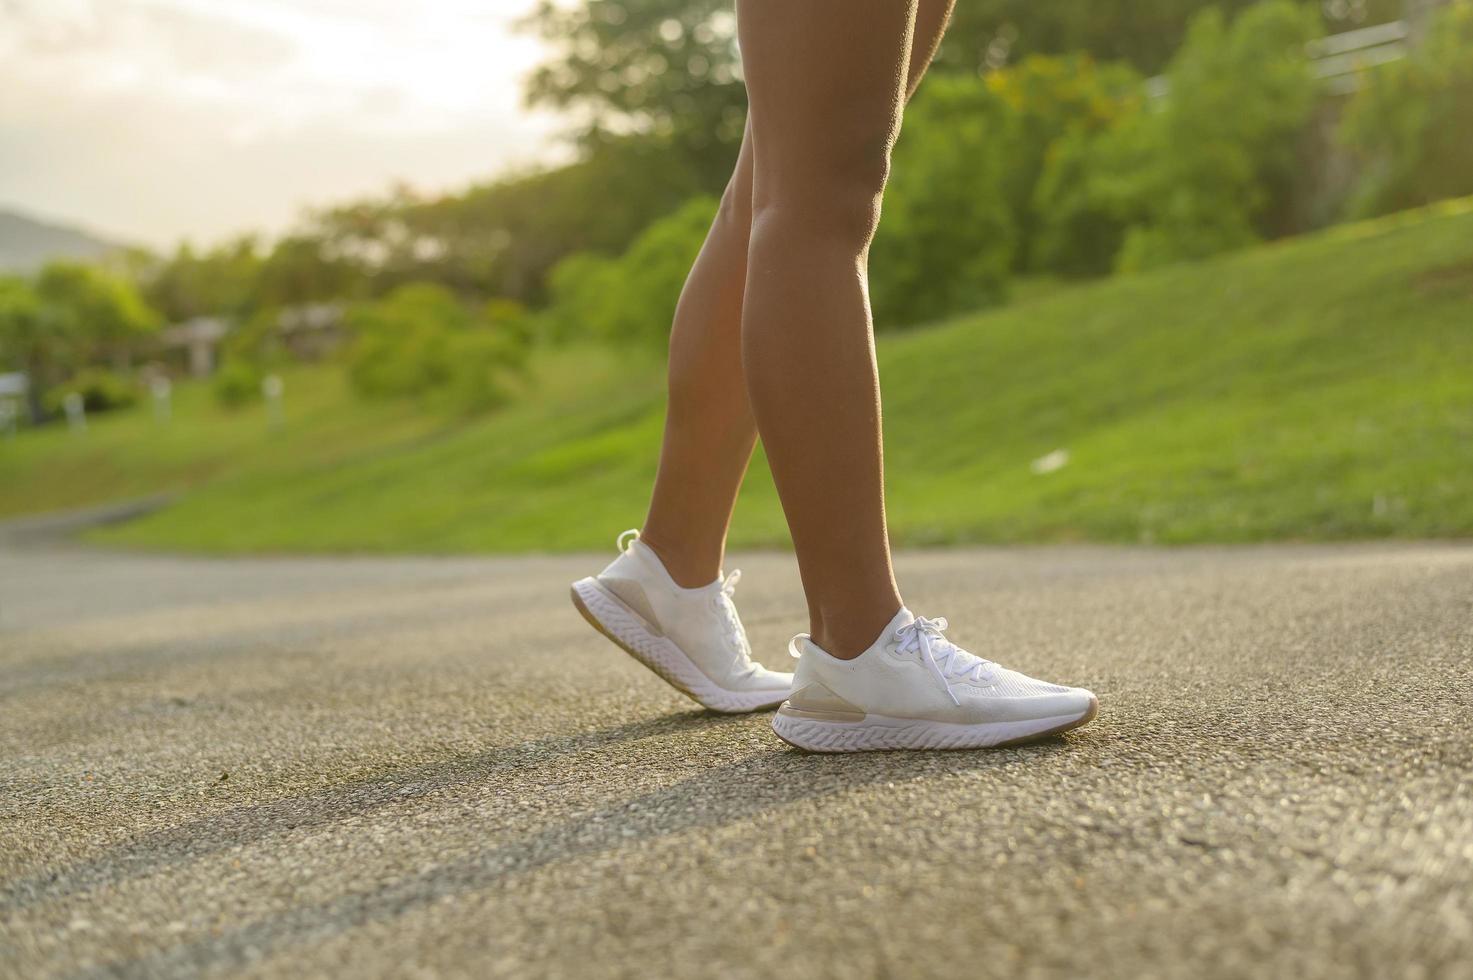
(737, 0, 920, 658)
(638, 123, 759, 588)
(639, 0, 954, 591)
(909, 0, 957, 98)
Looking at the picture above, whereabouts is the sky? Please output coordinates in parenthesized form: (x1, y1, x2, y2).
(0, 0, 563, 249)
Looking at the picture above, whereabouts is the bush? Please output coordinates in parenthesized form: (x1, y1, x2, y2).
(220, 306, 285, 368)
(213, 361, 264, 408)
(541, 197, 716, 349)
(986, 54, 1145, 273)
(611, 197, 717, 346)
(44, 368, 139, 415)
(1341, 3, 1473, 218)
(871, 76, 1016, 326)
(1036, 0, 1322, 273)
(540, 252, 624, 344)
(345, 283, 528, 412)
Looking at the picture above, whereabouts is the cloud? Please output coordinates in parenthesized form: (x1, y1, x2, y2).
(0, 0, 559, 245)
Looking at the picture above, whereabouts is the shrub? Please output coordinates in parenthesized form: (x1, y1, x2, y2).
(34, 262, 160, 360)
(345, 282, 528, 412)
(611, 197, 717, 347)
(213, 361, 264, 408)
(986, 54, 1145, 273)
(871, 76, 1016, 326)
(541, 197, 716, 349)
(220, 307, 286, 368)
(1036, 1, 1322, 274)
(44, 368, 139, 415)
(1341, 3, 1473, 218)
(540, 252, 624, 344)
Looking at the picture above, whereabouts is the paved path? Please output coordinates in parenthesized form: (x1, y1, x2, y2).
(2, 542, 1470, 978)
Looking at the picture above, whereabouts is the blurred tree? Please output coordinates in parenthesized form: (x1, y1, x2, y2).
(212, 360, 265, 409)
(870, 55, 1143, 319)
(0, 264, 157, 419)
(871, 76, 1017, 326)
(983, 54, 1143, 271)
(522, 0, 1399, 134)
(43, 368, 139, 416)
(1341, 1, 1473, 217)
(541, 196, 716, 348)
(34, 262, 160, 368)
(540, 252, 625, 344)
(252, 234, 363, 309)
(0, 275, 49, 419)
(293, 136, 704, 308)
(1038, 1, 1323, 273)
(520, 0, 745, 189)
(345, 283, 528, 411)
(937, 0, 1397, 75)
(142, 237, 263, 323)
(605, 196, 716, 346)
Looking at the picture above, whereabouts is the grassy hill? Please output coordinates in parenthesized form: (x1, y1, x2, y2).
(3, 198, 1471, 553)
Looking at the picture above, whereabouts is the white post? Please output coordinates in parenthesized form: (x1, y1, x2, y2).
(262, 373, 284, 431)
(151, 377, 172, 423)
(64, 392, 87, 433)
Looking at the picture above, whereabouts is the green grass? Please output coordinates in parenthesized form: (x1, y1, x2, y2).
(4, 198, 1472, 553)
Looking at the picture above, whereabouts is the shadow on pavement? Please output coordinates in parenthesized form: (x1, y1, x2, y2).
(36, 713, 1080, 976)
(6, 708, 742, 909)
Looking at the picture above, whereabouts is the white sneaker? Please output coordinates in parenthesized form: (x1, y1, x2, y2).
(571, 529, 793, 713)
(772, 607, 1097, 751)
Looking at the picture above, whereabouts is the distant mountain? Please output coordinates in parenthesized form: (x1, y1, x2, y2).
(0, 209, 130, 272)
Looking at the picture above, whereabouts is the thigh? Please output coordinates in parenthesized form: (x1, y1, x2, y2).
(736, 0, 918, 195)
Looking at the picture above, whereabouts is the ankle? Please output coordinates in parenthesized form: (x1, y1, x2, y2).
(634, 529, 722, 589)
(810, 598, 903, 660)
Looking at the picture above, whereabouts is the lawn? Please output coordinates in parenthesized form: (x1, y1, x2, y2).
(3, 197, 1471, 553)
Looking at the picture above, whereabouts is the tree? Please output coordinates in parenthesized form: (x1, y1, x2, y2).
(344, 283, 528, 411)
(520, 0, 745, 189)
(1341, 2, 1473, 218)
(937, 0, 1394, 76)
(870, 76, 1017, 326)
(0, 276, 48, 420)
(982, 54, 1143, 272)
(252, 234, 363, 310)
(1036, 1, 1323, 274)
(34, 262, 160, 368)
(141, 237, 264, 323)
(542, 196, 718, 349)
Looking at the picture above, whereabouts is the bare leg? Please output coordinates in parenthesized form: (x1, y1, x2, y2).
(908, 0, 956, 98)
(639, 123, 758, 587)
(639, 1, 954, 590)
(738, 0, 921, 657)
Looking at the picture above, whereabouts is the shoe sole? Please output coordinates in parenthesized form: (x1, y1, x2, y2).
(570, 577, 788, 714)
(769, 696, 1098, 752)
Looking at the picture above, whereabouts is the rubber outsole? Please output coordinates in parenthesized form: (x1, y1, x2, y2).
(570, 577, 788, 714)
(770, 695, 1098, 752)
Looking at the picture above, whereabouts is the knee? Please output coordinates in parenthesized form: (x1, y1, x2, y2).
(715, 176, 752, 232)
(753, 136, 893, 246)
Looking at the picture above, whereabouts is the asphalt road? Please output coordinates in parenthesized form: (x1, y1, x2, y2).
(2, 541, 1470, 979)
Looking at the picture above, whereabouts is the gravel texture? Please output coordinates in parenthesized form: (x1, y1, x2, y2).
(2, 541, 1470, 979)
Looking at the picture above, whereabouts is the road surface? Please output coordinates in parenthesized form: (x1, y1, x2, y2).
(2, 541, 1470, 978)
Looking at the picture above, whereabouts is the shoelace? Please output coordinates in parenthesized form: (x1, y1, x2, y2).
(894, 616, 996, 706)
(713, 569, 756, 671)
